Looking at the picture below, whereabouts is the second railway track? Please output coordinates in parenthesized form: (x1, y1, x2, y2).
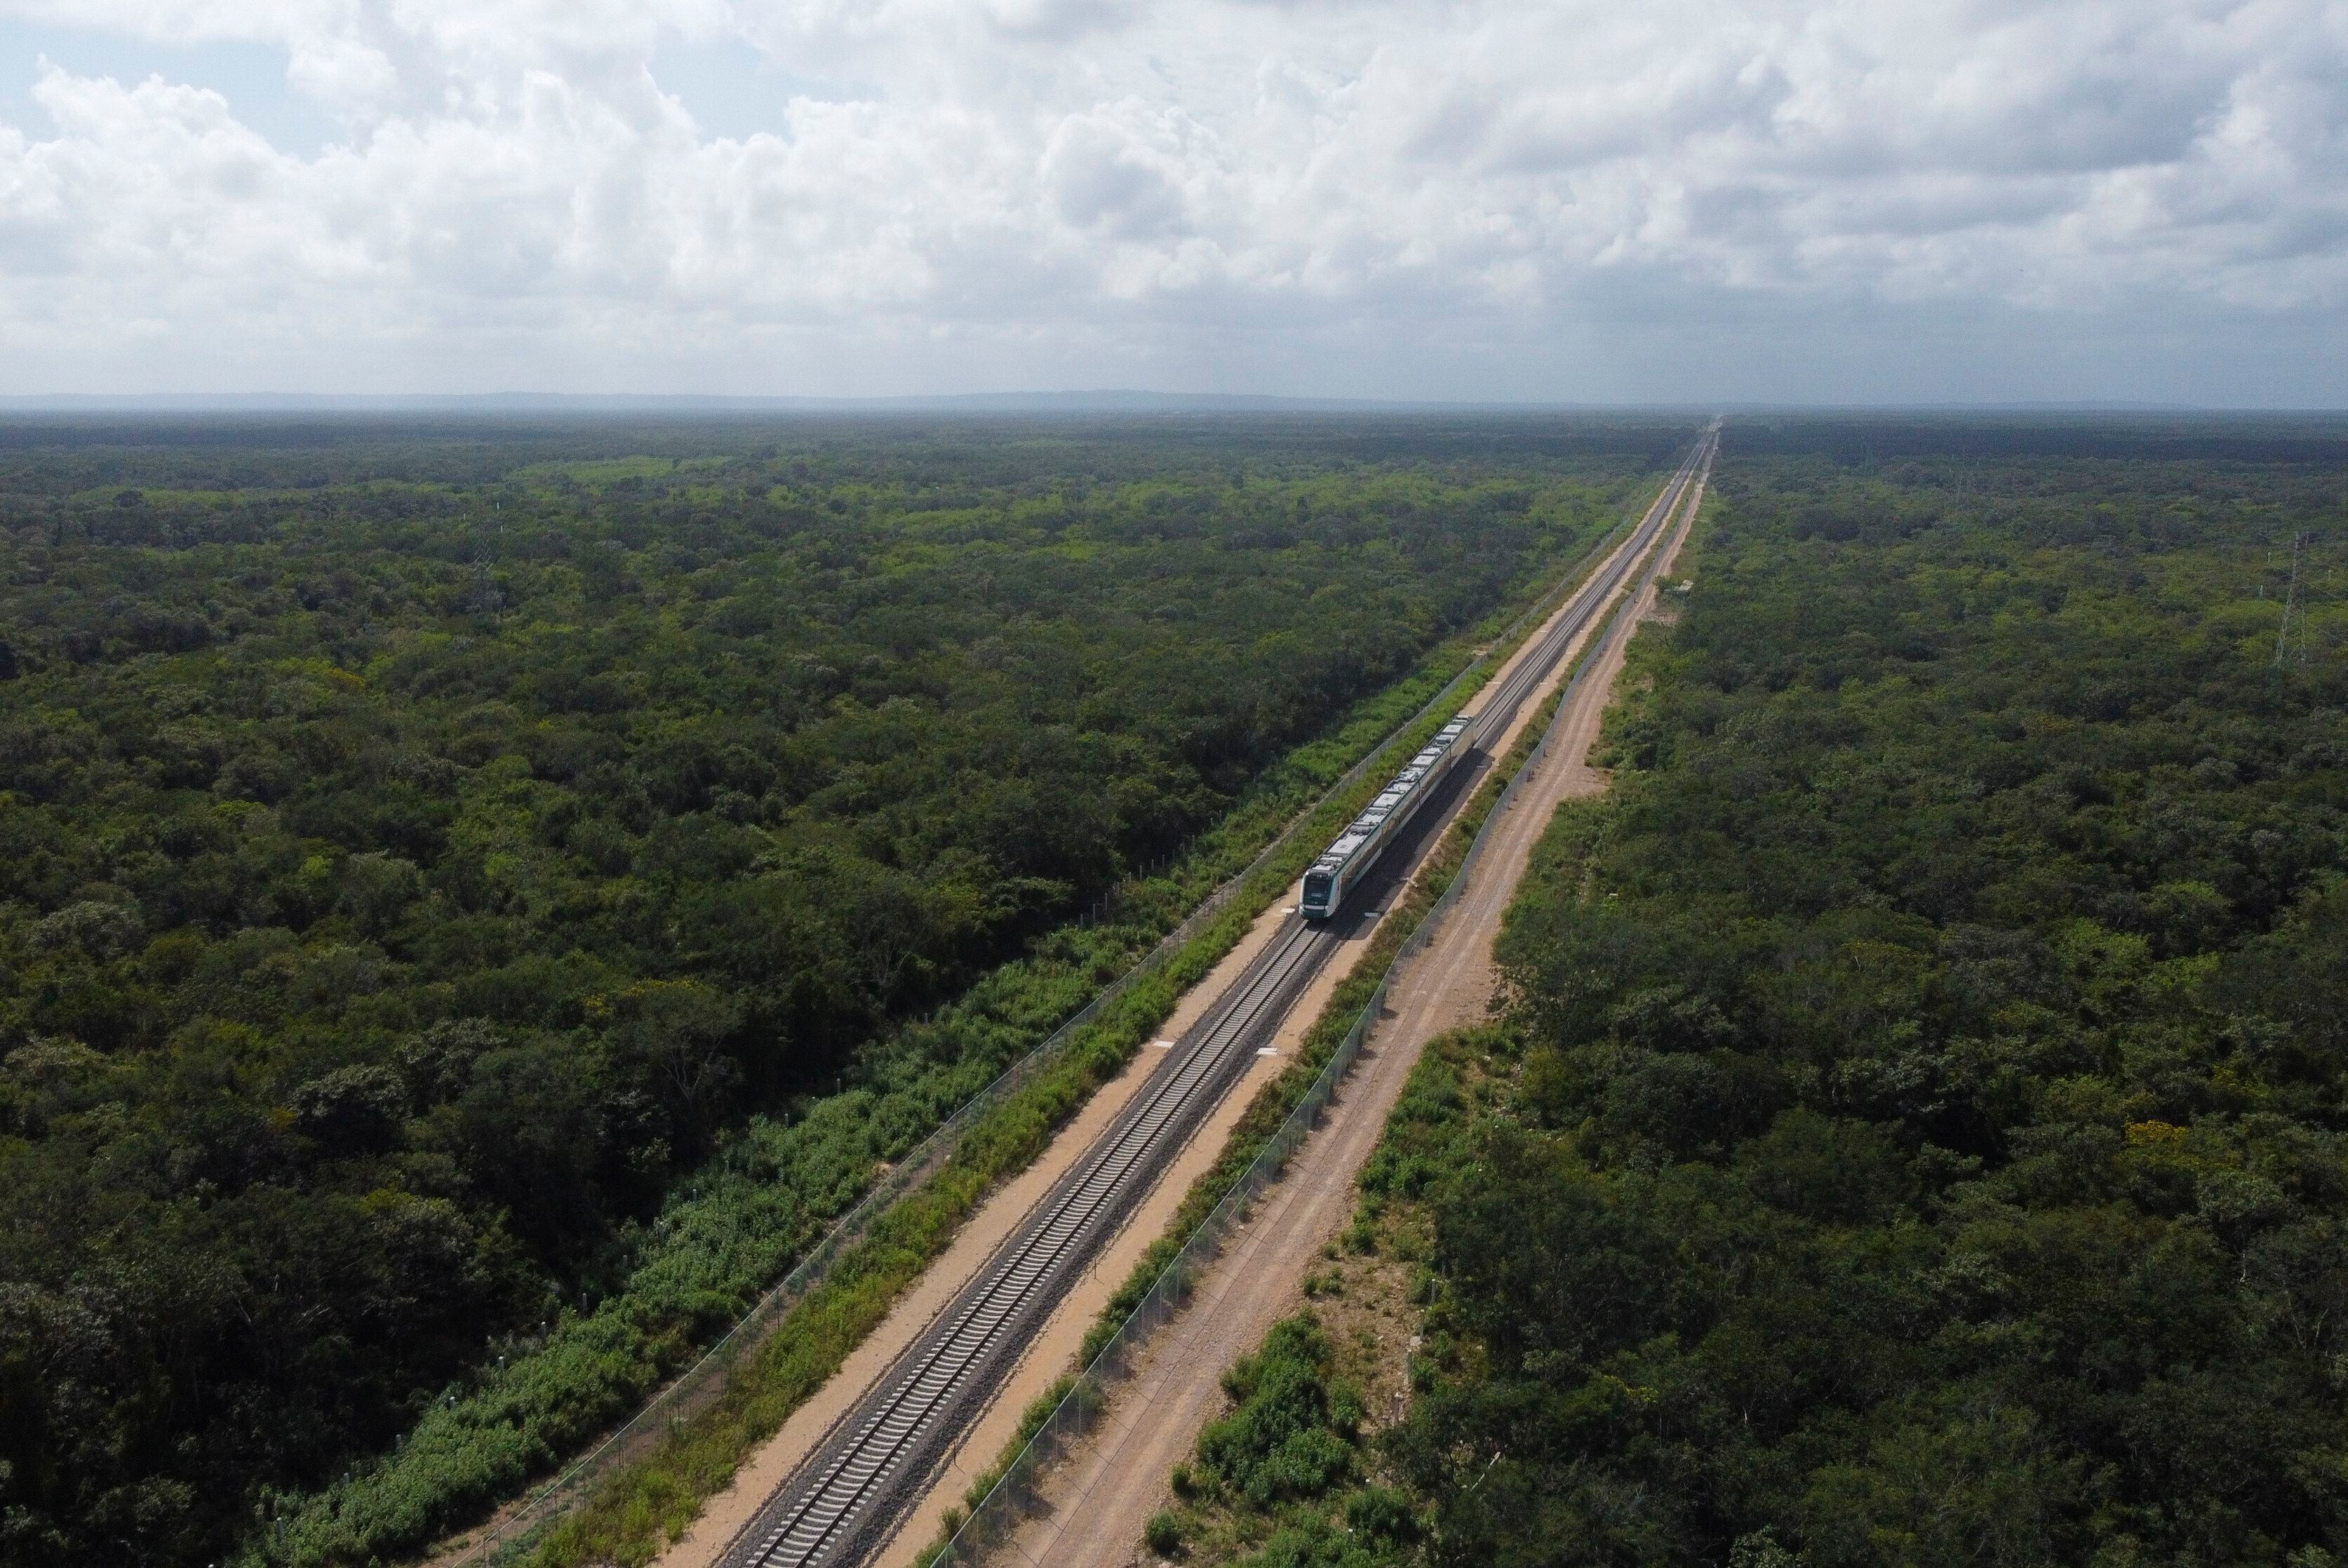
(716, 427, 1717, 1568)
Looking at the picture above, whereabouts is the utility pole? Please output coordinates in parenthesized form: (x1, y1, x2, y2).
(2274, 531, 2305, 670)
(471, 504, 506, 617)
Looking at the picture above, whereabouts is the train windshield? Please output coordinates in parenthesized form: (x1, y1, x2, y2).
(1302, 871, 1333, 911)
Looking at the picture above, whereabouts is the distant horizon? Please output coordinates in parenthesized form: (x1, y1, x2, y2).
(4, 390, 2345, 418)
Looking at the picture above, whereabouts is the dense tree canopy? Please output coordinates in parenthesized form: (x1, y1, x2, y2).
(0, 415, 1677, 1567)
(1400, 424, 2348, 1568)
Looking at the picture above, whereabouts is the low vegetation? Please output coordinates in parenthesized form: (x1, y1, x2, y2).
(1141, 1028, 1487, 1568)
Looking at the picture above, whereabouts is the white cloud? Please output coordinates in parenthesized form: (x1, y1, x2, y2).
(0, 0, 2343, 399)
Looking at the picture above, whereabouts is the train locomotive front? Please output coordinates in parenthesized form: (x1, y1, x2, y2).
(1299, 716, 1471, 920)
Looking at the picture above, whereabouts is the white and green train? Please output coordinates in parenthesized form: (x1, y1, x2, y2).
(1300, 716, 1473, 920)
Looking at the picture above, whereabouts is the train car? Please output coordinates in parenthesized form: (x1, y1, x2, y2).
(1300, 716, 1472, 920)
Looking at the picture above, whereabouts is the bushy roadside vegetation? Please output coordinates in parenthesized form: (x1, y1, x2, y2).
(0, 415, 1682, 1567)
(1139, 1027, 1491, 1568)
(1141, 1313, 1388, 1568)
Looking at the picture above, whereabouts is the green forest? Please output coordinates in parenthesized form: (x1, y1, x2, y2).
(0, 415, 1682, 1567)
(1156, 417, 2348, 1568)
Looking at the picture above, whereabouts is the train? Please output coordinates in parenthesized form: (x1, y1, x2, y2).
(1300, 716, 1473, 920)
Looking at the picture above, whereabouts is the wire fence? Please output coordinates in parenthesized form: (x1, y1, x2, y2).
(929, 455, 1696, 1568)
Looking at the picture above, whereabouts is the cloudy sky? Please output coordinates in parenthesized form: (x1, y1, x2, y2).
(1, 0, 2344, 403)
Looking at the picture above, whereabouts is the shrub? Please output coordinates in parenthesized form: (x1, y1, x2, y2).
(1144, 1510, 1183, 1557)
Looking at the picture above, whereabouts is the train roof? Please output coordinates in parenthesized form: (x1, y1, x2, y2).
(1308, 716, 1472, 873)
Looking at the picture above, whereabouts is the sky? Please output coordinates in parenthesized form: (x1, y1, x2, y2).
(1, 0, 2344, 406)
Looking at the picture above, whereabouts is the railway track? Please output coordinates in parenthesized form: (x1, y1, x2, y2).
(1467, 424, 1713, 749)
(723, 914, 1334, 1568)
(714, 428, 1715, 1568)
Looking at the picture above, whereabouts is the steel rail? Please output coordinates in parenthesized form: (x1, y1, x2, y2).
(1464, 431, 1709, 748)
(714, 428, 1715, 1568)
(723, 916, 1333, 1568)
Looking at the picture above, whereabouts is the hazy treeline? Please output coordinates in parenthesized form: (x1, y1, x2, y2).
(0, 417, 1679, 1566)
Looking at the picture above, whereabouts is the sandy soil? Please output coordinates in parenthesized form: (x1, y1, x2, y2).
(984, 452, 1713, 1568)
(652, 477, 1681, 1568)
